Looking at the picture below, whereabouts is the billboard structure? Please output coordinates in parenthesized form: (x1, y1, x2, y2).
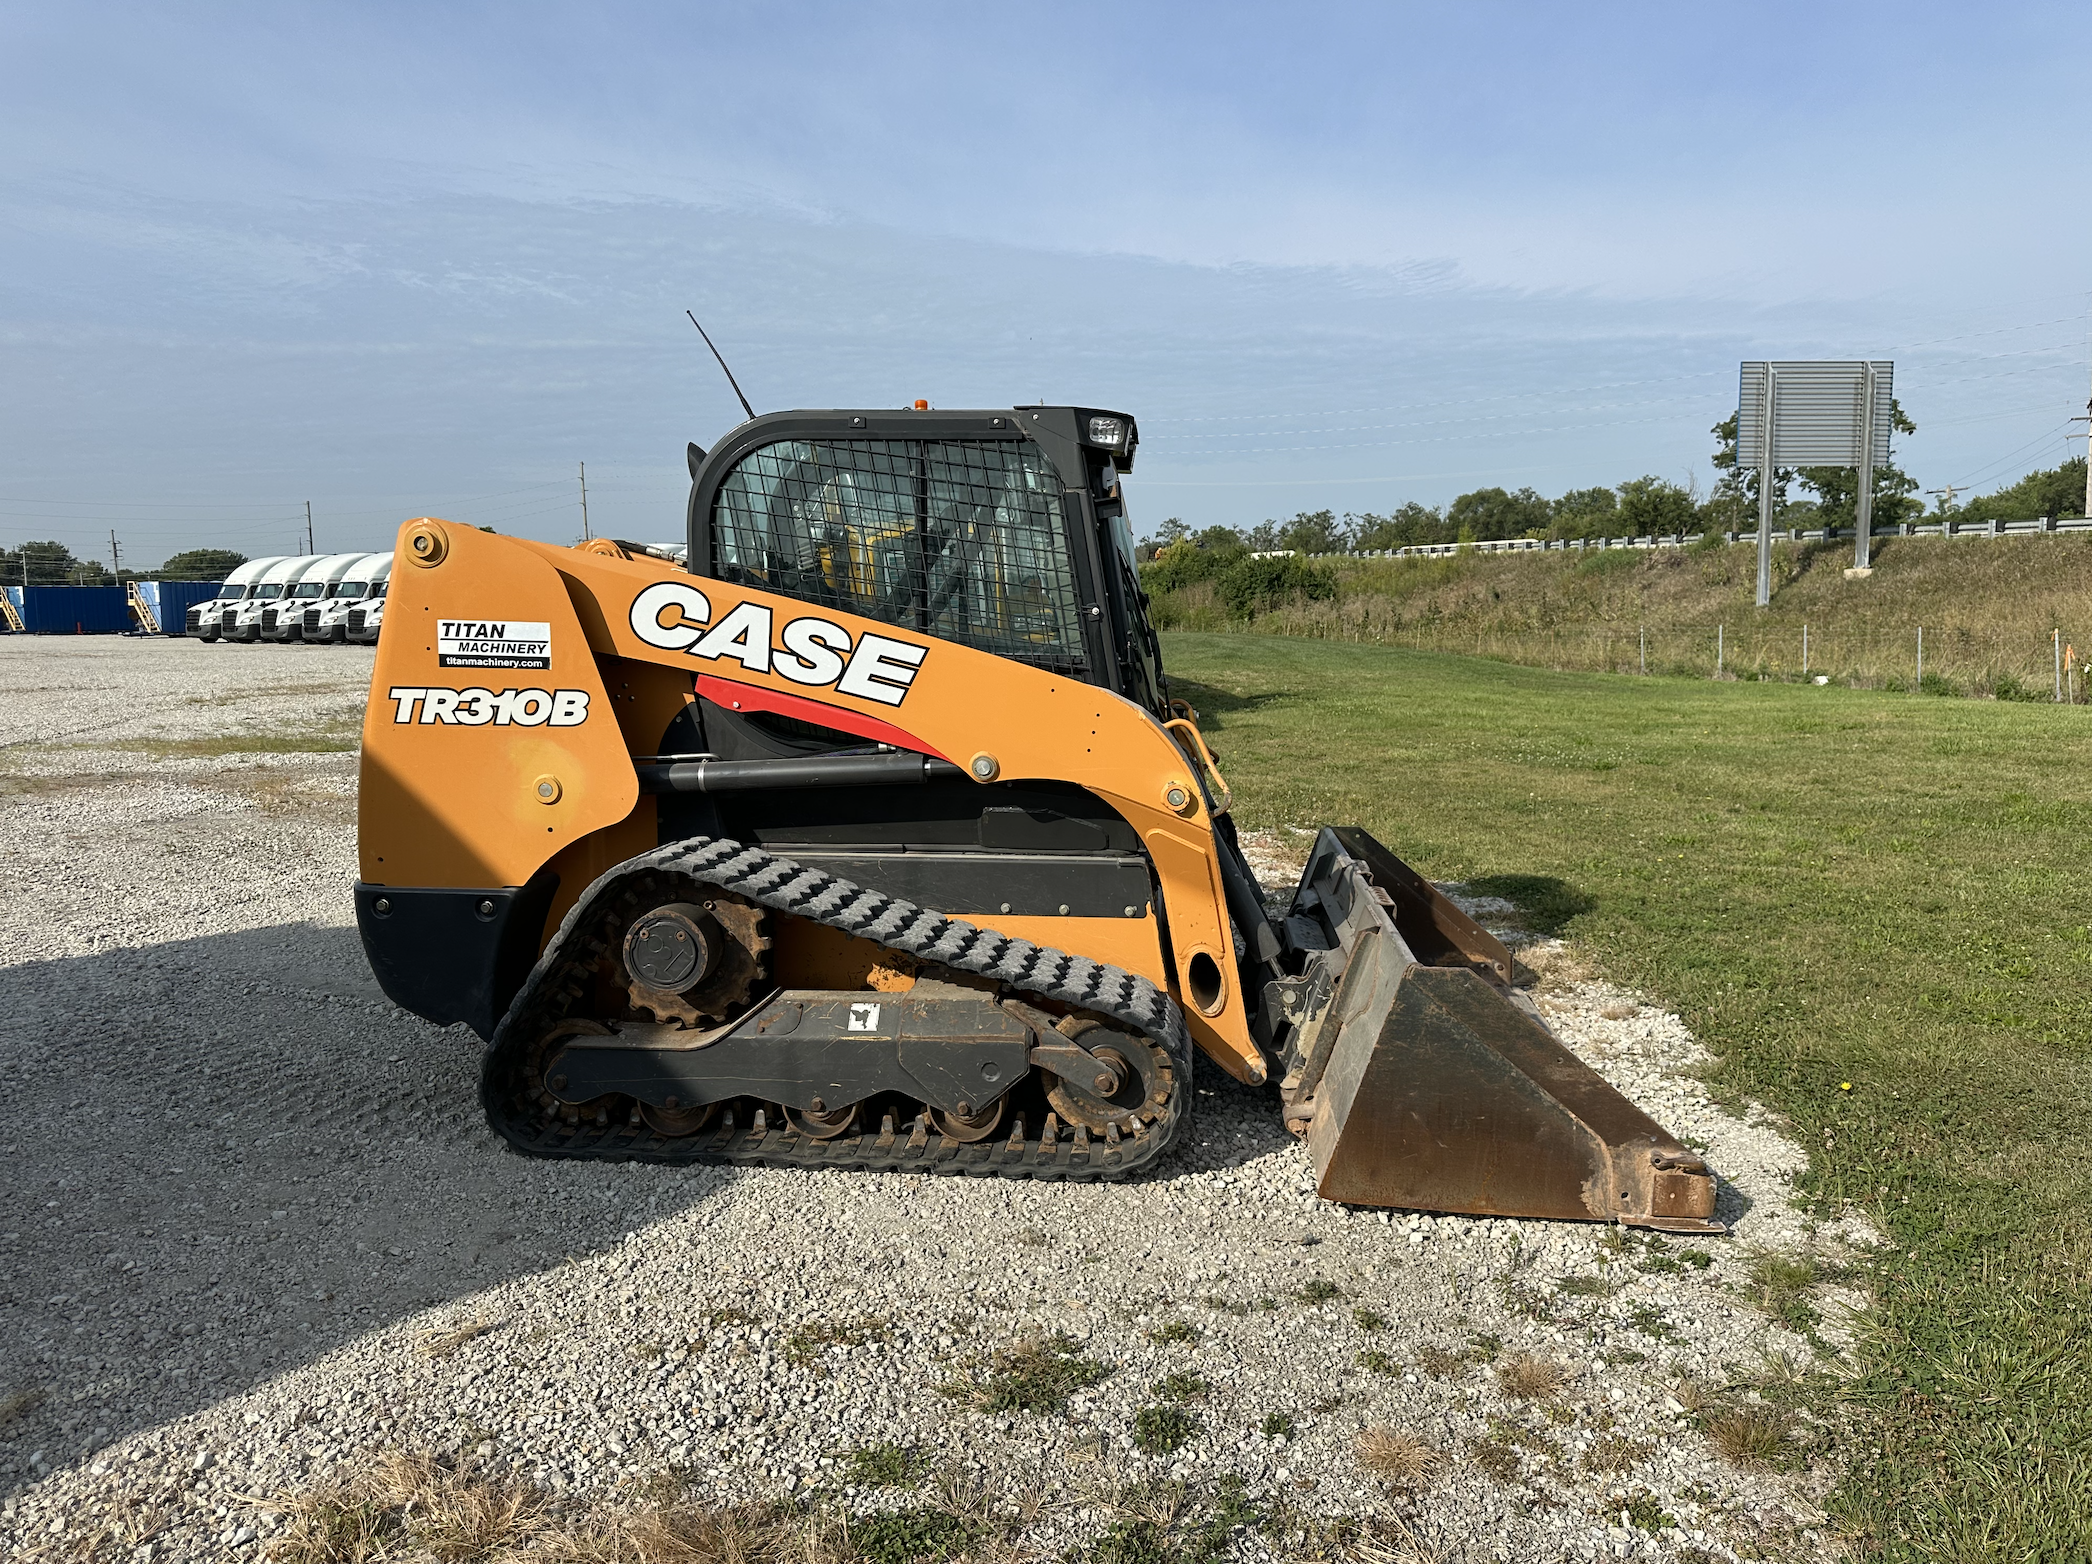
(1737, 360, 1894, 604)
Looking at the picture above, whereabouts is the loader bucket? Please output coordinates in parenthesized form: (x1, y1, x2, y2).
(1278, 828, 1721, 1232)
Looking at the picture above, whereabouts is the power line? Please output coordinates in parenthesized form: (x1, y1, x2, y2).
(1162, 411, 1691, 457)
(0, 495, 305, 509)
(1149, 371, 1728, 425)
(1154, 395, 1694, 446)
(1951, 420, 2079, 491)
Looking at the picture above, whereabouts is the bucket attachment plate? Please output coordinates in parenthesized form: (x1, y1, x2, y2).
(1279, 828, 1720, 1233)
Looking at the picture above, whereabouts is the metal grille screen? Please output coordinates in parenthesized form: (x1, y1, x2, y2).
(712, 439, 1087, 674)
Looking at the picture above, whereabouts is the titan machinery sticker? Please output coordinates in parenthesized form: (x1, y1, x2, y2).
(437, 618, 552, 670)
(626, 582, 926, 706)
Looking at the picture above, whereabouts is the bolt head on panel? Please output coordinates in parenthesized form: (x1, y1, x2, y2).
(405, 521, 449, 567)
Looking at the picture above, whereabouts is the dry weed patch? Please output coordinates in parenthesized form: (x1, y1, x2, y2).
(1705, 1404, 1795, 1468)
(785, 1316, 890, 1366)
(1494, 1352, 1570, 1401)
(1466, 1438, 1522, 1484)
(1355, 1425, 1441, 1486)
(537, 1498, 852, 1564)
(89, 728, 359, 759)
(1413, 1345, 1465, 1379)
(274, 1451, 544, 1562)
(942, 1332, 1110, 1415)
(0, 767, 137, 799)
(1578, 1433, 1654, 1475)
(419, 1320, 502, 1358)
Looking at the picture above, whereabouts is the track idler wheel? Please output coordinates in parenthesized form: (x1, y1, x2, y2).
(640, 1099, 720, 1138)
(1042, 1017, 1168, 1134)
(784, 1100, 862, 1140)
(931, 1097, 1005, 1143)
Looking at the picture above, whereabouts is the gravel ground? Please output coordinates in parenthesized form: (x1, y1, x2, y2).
(0, 639, 1878, 1563)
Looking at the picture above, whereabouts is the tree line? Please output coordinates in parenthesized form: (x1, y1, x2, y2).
(1138, 403, 2088, 558)
(0, 543, 249, 587)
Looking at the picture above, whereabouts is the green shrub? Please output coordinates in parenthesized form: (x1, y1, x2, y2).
(1216, 555, 1337, 618)
(1573, 544, 1643, 577)
(1139, 532, 1249, 594)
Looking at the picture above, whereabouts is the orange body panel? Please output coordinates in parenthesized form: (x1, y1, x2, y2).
(359, 519, 1263, 1083)
(358, 529, 636, 887)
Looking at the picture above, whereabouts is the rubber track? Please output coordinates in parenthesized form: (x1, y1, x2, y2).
(479, 835, 1194, 1179)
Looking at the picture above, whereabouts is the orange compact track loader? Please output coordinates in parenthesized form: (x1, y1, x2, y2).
(355, 406, 1718, 1230)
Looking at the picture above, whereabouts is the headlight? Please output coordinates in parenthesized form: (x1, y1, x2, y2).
(1087, 415, 1127, 448)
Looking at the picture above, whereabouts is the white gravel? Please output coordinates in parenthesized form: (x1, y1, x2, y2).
(0, 639, 1877, 1562)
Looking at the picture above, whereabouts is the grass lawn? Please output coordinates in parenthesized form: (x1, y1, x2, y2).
(1161, 630, 2092, 1560)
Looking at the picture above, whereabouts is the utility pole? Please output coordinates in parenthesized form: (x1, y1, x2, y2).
(2082, 297, 2091, 518)
(1756, 373, 1774, 607)
(1926, 483, 1961, 517)
(579, 462, 591, 542)
(2073, 398, 2091, 519)
(1854, 363, 1878, 570)
(109, 529, 121, 581)
(305, 501, 315, 554)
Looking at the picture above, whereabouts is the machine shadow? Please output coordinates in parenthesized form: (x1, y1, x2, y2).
(1460, 872, 1596, 937)
(0, 916, 1303, 1490)
(1160, 677, 1292, 729)
(0, 920, 746, 1493)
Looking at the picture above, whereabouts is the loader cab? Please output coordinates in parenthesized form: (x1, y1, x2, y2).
(683, 406, 1167, 718)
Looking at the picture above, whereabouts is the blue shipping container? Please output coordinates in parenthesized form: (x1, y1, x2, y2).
(135, 580, 224, 634)
(16, 585, 131, 634)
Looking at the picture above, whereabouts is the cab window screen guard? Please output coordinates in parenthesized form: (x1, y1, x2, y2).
(712, 438, 1089, 675)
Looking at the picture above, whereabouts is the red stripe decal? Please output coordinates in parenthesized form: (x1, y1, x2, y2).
(695, 675, 951, 762)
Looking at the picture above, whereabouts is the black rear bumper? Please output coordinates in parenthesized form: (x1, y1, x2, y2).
(354, 870, 560, 1040)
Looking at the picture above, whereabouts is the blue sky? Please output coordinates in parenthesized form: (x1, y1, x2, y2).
(3, 2, 2088, 563)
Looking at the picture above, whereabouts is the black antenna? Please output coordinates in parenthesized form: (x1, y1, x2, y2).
(686, 311, 755, 421)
